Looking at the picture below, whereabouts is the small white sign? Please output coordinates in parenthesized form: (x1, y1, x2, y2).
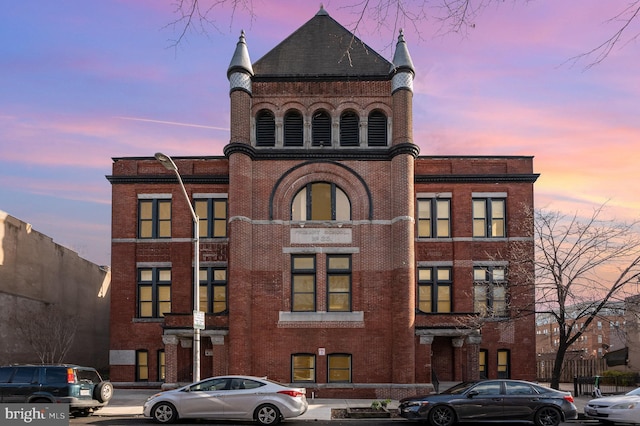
(193, 310, 205, 330)
(318, 348, 325, 356)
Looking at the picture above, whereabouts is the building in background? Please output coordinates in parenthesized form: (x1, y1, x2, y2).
(107, 7, 538, 397)
(536, 303, 627, 381)
(0, 210, 110, 372)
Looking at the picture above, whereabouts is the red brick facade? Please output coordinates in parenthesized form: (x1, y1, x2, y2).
(107, 9, 538, 398)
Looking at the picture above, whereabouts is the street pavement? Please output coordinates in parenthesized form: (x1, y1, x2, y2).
(97, 386, 593, 421)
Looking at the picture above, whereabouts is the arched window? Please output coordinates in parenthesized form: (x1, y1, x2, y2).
(291, 182, 351, 221)
(339, 111, 359, 147)
(312, 110, 332, 146)
(367, 110, 387, 146)
(255, 110, 275, 147)
(284, 110, 303, 147)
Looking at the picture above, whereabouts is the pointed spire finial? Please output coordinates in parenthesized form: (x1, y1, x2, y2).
(390, 28, 414, 75)
(227, 29, 253, 78)
(317, 3, 328, 16)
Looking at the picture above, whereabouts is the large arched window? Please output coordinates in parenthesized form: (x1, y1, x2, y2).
(255, 110, 275, 147)
(339, 111, 359, 147)
(367, 110, 387, 146)
(284, 110, 303, 147)
(291, 182, 351, 221)
(312, 110, 332, 146)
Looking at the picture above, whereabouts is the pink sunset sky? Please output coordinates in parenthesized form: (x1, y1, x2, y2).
(1, 0, 638, 266)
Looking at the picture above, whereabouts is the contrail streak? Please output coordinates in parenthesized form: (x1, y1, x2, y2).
(115, 116, 228, 131)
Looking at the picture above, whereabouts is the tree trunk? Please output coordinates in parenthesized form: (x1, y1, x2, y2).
(550, 344, 569, 389)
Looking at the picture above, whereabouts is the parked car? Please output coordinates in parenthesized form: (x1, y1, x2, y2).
(398, 379, 577, 426)
(0, 364, 113, 417)
(584, 386, 640, 425)
(143, 375, 307, 425)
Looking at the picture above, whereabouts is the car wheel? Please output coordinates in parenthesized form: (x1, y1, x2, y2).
(428, 405, 455, 426)
(94, 381, 114, 403)
(254, 404, 281, 425)
(73, 410, 92, 417)
(534, 406, 561, 426)
(152, 402, 178, 424)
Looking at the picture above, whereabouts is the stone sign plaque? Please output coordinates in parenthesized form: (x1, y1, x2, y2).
(290, 228, 352, 244)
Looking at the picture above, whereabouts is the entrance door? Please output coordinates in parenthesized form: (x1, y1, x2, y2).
(431, 336, 454, 382)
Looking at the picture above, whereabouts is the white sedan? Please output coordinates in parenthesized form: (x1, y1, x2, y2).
(584, 387, 640, 425)
(143, 375, 308, 425)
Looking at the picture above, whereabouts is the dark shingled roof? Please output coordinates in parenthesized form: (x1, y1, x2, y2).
(252, 7, 392, 79)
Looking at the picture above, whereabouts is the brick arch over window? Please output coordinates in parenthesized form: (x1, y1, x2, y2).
(269, 161, 372, 221)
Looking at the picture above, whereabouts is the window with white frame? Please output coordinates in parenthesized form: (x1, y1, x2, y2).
(472, 197, 506, 237)
(138, 197, 171, 239)
(417, 266, 452, 313)
(473, 266, 507, 317)
(417, 196, 451, 238)
(195, 197, 227, 238)
(138, 267, 171, 318)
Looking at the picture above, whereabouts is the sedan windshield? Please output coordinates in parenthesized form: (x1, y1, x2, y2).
(442, 382, 477, 395)
(626, 387, 640, 396)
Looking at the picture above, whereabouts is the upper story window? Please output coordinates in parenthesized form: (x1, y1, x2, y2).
(339, 111, 359, 146)
(473, 266, 507, 317)
(473, 197, 506, 238)
(284, 110, 303, 147)
(138, 268, 171, 318)
(417, 266, 452, 313)
(195, 197, 227, 238)
(199, 267, 227, 314)
(291, 255, 316, 312)
(138, 198, 171, 239)
(291, 182, 351, 221)
(256, 109, 275, 147)
(327, 255, 352, 312)
(417, 197, 451, 238)
(367, 110, 387, 146)
(312, 110, 332, 146)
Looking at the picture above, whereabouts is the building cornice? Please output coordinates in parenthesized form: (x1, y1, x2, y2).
(223, 143, 420, 161)
(415, 174, 540, 183)
(106, 175, 229, 184)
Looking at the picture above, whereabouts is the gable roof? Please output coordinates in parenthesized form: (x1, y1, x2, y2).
(252, 7, 392, 80)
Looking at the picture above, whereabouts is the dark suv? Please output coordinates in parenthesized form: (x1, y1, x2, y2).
(0, 364, 113, 416)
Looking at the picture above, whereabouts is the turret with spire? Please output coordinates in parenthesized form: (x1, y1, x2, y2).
(227, 30, 253, 95)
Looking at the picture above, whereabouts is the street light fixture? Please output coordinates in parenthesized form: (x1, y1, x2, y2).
(154, 152, 202, 382)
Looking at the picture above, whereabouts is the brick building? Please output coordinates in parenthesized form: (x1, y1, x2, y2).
(107, 7, 538, 397)
(536, 303, 626, 361)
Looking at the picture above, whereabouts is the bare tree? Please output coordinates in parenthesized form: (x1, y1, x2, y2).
(14, 304, 78, 364)
(168, 0, 640, 67)
(531, 205, 640, 389)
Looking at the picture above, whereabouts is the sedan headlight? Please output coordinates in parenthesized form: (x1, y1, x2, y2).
(610, 402, 637, 410)
(146, 392, 164, 402)
(404, 401, 429, 407)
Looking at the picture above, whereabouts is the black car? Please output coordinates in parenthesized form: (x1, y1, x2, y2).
(0, 364, 113, 417)
(398, 379, 577, 426)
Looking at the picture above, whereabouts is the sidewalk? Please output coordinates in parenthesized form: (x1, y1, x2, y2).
(96, 388, 592, 420)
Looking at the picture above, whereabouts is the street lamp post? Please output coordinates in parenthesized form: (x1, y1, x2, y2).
(154, 152, 201, 382)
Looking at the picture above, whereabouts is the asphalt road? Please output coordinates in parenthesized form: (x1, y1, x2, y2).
(69, 415, 600, 425)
